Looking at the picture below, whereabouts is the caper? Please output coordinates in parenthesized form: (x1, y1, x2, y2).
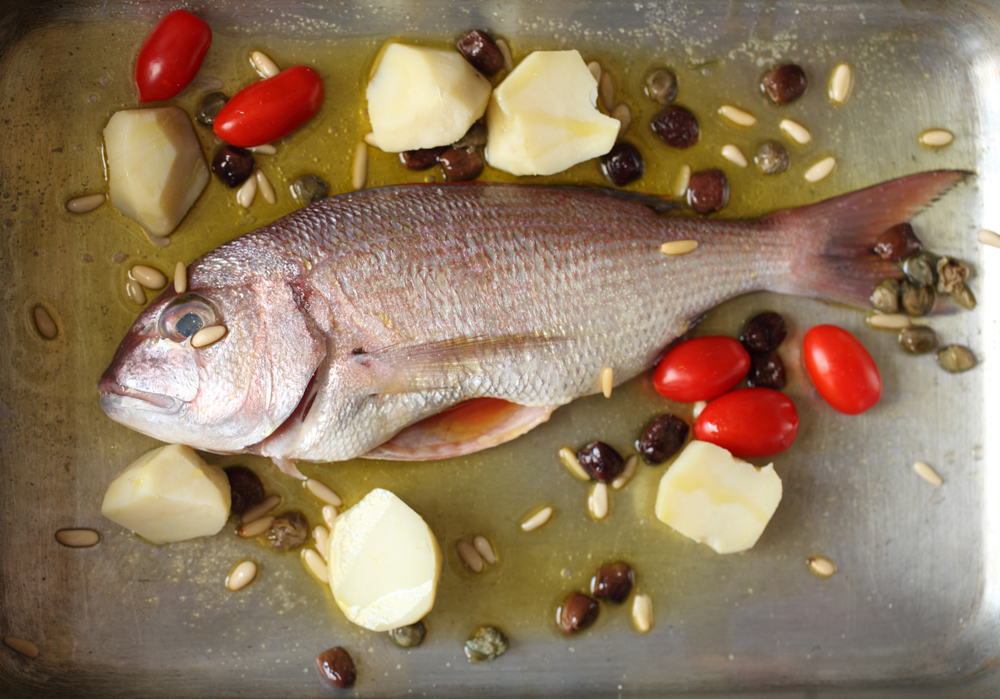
(644, 68, 678, 105)
(871, 278, 900, 314)
(464, 625, 509, 663)
(937, 345, 976, 373)
(898, 327, 937, 354)
(292, 174, 329, 207)
(900, 280, 934, 316)
(951, 282, 976, 310)
(452, 121, 487, 150)
(196, 92, 228, 126)
(389, 620, 427, 648)
(902, 252, 938, 287)
(754, 141, 789, 175)
(264, 511, 309, 551)
(935, 257, 969, 294)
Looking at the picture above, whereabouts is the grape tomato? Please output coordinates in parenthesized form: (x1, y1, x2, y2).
(802, 324, 882, 415)
(652, 336, 750, 403)
(694, 388, 799, 457)
(135, 10, 212, 103)
(213, 66, 324, 148)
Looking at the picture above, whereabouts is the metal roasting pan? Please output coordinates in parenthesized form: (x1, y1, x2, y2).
(1, 0, 999, 696)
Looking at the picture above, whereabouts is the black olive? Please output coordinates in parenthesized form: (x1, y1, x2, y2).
(601, 142, 645, 187)
(591, 562, 634, 603)
(211, 145, 255, 188)
(746, 352, 786, 390)
(315, 646, 356, 688)
(577, 441, 625, 482)
(742, 312, 787, 354)
(558, 592, 599, 633)
(456, 30, 504, 76)
(636, 414, 689, 465)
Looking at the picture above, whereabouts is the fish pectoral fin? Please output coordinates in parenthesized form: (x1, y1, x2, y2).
(355, 334, 567, 395)
(362, 398, 556, 461)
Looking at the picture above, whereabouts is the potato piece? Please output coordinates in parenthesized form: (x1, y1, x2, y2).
(101, 444, 231, 544)
(328, 489, 441, 632)
(654, 440, 782, 554)
(104, 107, 210, 237)
(366, 43, 492, 153)
(485, 50, 619, 176)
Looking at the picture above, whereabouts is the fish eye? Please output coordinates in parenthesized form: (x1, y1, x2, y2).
(157, 294, 219, 343)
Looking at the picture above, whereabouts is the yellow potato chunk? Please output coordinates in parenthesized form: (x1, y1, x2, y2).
(328, 489, 442, 631)
(101, 444, 231, 544)
(654, 440, 782, 554)
(485, 50, 619, 176)
(104, 107, 209, 237)
(366, 43, 492, 153)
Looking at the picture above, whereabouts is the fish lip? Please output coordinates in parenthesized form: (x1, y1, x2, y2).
(98, 375, 182, 413)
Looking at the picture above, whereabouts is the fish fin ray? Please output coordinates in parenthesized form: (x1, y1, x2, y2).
(766, 170, 971, 305)
(362, 398, 556, 460)
(355, 334, 567, 395)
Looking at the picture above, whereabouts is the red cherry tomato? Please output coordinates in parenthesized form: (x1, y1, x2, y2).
(213, 66, 324, 147)
(802, 324, 882, 415)
(653, 336, 750, 403)
(135, 10, 212, 103)
(694, 388, 799, 457)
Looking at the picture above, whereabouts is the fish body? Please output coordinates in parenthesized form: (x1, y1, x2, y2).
(98, 173, 965, 469)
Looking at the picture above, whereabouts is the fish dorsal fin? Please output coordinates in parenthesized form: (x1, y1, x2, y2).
(353, 334, 567, 395)
(363, 398, 556, 460)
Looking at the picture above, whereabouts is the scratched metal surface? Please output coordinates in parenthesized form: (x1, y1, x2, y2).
(0, 0, 998, 696)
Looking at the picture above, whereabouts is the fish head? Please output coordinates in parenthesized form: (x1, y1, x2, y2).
(98, 274, 326, 453)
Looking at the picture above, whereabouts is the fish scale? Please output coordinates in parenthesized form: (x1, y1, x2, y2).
(98, 173, 965, 467)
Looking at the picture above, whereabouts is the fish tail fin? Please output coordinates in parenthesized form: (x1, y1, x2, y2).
(764, 170, 970, 306)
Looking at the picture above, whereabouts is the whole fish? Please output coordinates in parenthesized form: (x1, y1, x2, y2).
(98, 171, 965, 474)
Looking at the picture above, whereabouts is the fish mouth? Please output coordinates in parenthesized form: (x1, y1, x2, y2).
(98, 375, 182, 414)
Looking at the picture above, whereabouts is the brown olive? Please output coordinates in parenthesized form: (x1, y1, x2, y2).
(651, 105, 699, 148)
(644, 68, 678, 105)
(292, 174, 329, 206)
(935, 257, 969, 294)
(464, 625, 509, 662)
(315, 646, 357, 688)
(265, 511, 309, 551)
(211, 145, 255, 188)
(389, 620, 427, 648)
(899, 327, 937, 354)
(937, 345, 976, 373)
(591, 562, 634, 603)
(601, 142, 644, 186)
(874, 222, 922, 261)
(439, 148, 484, 182)
(900, 280, 934, 316)
(870, 278, 901, 314)
(577, 441, 624, 482)
(687, 169, 728, 214)
(196, 92, 228, 126)
(754, 141, 789, 175)
(558, 592, 599, 634)
(456, 30, 504, 76)
(742, 311, 787, 354)
(224, 466, 264, 515)
(636, 414, 689, 465)
(401, 147, 447, 170)
(746, 352, 786, 390)
(761, 64, 807, 104)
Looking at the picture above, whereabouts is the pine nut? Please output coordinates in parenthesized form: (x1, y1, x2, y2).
(173, 261, 187, 294)
(302, 548, 329, 583)
(779, 118, 812, 145)
(611, 454, 638, 490)
(631, 593, 653, 633)
(599, 72, 614, 112)
(919, 129, 953, 148)
(3, 636, 39, 658)
(611, 103, 631, 135)
(322, 504, 339, 529)
(717, 104, 757, 127)
(600, 366, 613, 398)
(313, 525, 330, 562)
(131, 264, 166, 290)
(125, 279, 145, 305)
(457, 539, 485, 573)
(472, 535, 496, 565)
(559, 447, 590, 481)
(248, 143, 277, 155)
(828, 63, 853, 103)
(32, 305, 57, 339)
(721, 144, 748, 168)
(978, 229, 1000, 248)
(65, 192, 106, 213)
(588, 482, 609, 520)
(807, 556, 836, 578)
(255, 169, 276, 204)
(867, 313, 911, 330)
(241, 493, 281, 525)
(250, 50, 280, 78)
(495, 38, 513, 73)
(913, 461, 943, 486)
(226, 560, 258, 591)
(237, 515, 274, 538)
(351, 142, 368, 191)
(804, 156, 836, 183)
(237, 174, 257, 208)
(660, 240, 698, 256)
(55, 528, 99, 547)
(674, 164, 691, 198)
(587, 60, 601, 83)
(521, 506, 553, 532)
(191, 324, 227, 348)
(305, 479, 343, 507)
